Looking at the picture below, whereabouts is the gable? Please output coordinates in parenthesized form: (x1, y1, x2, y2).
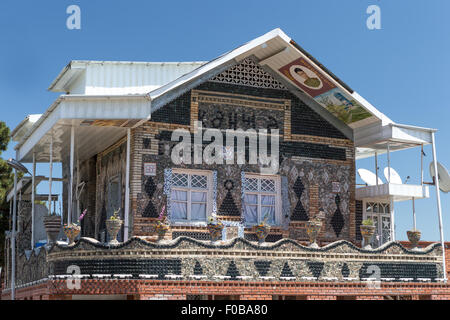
(151, 58, 349, 141)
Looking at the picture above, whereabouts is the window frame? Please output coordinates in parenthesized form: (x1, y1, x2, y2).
(243, 173, 281, 226)
(363, 200, 391, 246)
(170, 168, 213, 226)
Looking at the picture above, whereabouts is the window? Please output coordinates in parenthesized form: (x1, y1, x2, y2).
(243, 174, 280, 225)
(364, 201, 391, 247)
(171, 170, 211, 223)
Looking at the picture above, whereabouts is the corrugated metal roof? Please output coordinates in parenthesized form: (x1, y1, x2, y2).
(49, 60, 207, 94)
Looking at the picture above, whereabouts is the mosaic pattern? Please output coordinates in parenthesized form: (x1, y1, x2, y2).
(292, 177, 308, 221)
(212, 170, 218, 215)
(331, 194, 345, 237)
(142, 178, 158, 217)
(209, 58, 287, 90)
(163, 169, 173, 220)
(8, 237, 441, 287)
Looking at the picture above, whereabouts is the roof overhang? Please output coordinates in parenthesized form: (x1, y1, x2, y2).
(148, 28, 392, 132)
(355, 123, 436, 160)
(356, 183, 430, 202)
(15, 94, 151, 163)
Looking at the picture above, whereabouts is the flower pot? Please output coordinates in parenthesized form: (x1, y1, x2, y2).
(306, 220, 323, 248)
(207, 221, 224, 242)
(43, 215, 61, 245)
(155, 222, 169, 241)
(63, 224, 81, 245)
(254, 224, 270, 244)
(407, 230, 421, 250)
(106, 219, 123, 245)
(360, 225, 376, 249)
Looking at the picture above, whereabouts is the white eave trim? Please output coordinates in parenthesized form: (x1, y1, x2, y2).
(15, 94, 152, 161)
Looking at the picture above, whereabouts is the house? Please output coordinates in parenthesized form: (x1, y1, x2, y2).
(2, 28, 449, 300)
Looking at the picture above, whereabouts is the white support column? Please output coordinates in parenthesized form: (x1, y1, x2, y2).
(431, 132, 447, 282)
(412, 197, 416, 230)
(76, 158, 80, 221)
(390, 197, 395, 242)
(420, 145, 424, 186)
(375, 152, 379, 186)
(68, 126, 75, 224)
(387, 142, 391, 182)
(31, 152, 36, 249)
(11, 167, 17, 300)
(124, 128, 131, 241)
(48, 133, 53, 215)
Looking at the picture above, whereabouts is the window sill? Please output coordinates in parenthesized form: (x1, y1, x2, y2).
(170, 221, 208, 228)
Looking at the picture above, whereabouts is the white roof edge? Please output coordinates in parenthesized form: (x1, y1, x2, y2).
(14, 94, 151, 150)
(390, 123, 437, 133)
(10, 114, 42, 139)
(148, 28, 291, 100)
(48, 60, 208, 92)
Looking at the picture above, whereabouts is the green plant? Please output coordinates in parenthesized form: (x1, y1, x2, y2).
(362, 218, 374, 226)
(109, 208, 121, 221)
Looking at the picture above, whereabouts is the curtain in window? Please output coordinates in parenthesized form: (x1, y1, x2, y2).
(171, 190, 187, 220)
(243, 194, 258, 223)
(191, 192, 206, 220)
(261, 195, 275, 224)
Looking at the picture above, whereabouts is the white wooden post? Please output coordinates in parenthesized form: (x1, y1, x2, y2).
(431, 132, 446, 282)
(31, 152, 36, 249)
(387, 142, 391, 182)
(124, 128, 131, 241)
(68, 126, 75, 224)
(375, 152, 378, 186)
(11, 167, 17, 300)
(48, 133, 53, 216)
(390, 197, 395, 242)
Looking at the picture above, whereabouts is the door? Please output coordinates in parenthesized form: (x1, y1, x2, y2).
(364, 201, 391, 247)
(106, 175, 122, 242)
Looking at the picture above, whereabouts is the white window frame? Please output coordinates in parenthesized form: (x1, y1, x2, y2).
(363, 200, 391, 246)
(170, 168, 213, 226)
(243, 173, 281, 226)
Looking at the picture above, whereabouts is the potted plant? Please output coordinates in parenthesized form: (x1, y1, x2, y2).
(306, 216, 323, 249)
(254, 213, 271, 244)
(407, 229, 421, 250)
(106, 208, 123, 245)
(63, 209, 87, 245)
(43, 212, 61, 245)
(153, 205, 169, 242)
(206, 215, 224, 242)
(360, 218, 376, 249)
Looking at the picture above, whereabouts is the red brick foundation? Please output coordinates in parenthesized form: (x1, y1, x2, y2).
(3, 280, 450, 300)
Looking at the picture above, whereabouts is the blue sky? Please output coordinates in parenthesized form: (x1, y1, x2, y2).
(0, 0, 448, 241)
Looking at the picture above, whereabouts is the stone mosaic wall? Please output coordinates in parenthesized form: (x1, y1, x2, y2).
(45, 237, 444, 283)
(130, 68, 355, 242)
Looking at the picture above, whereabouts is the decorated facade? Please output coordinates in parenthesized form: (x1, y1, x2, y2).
(2, 29, 449, 300)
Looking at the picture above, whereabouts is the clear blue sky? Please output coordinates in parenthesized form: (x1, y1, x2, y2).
(0, 0, 448, 241)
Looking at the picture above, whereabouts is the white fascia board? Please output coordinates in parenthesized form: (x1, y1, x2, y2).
(48, 61, 87, 92)
(148, 28, 291, 101)
(390, 124, 433, 145)
(16, 95, 151, 161)
(11, 114, 42, 141)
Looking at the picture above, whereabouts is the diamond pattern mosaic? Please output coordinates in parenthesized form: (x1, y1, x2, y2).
(209, 58, 287, 90)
